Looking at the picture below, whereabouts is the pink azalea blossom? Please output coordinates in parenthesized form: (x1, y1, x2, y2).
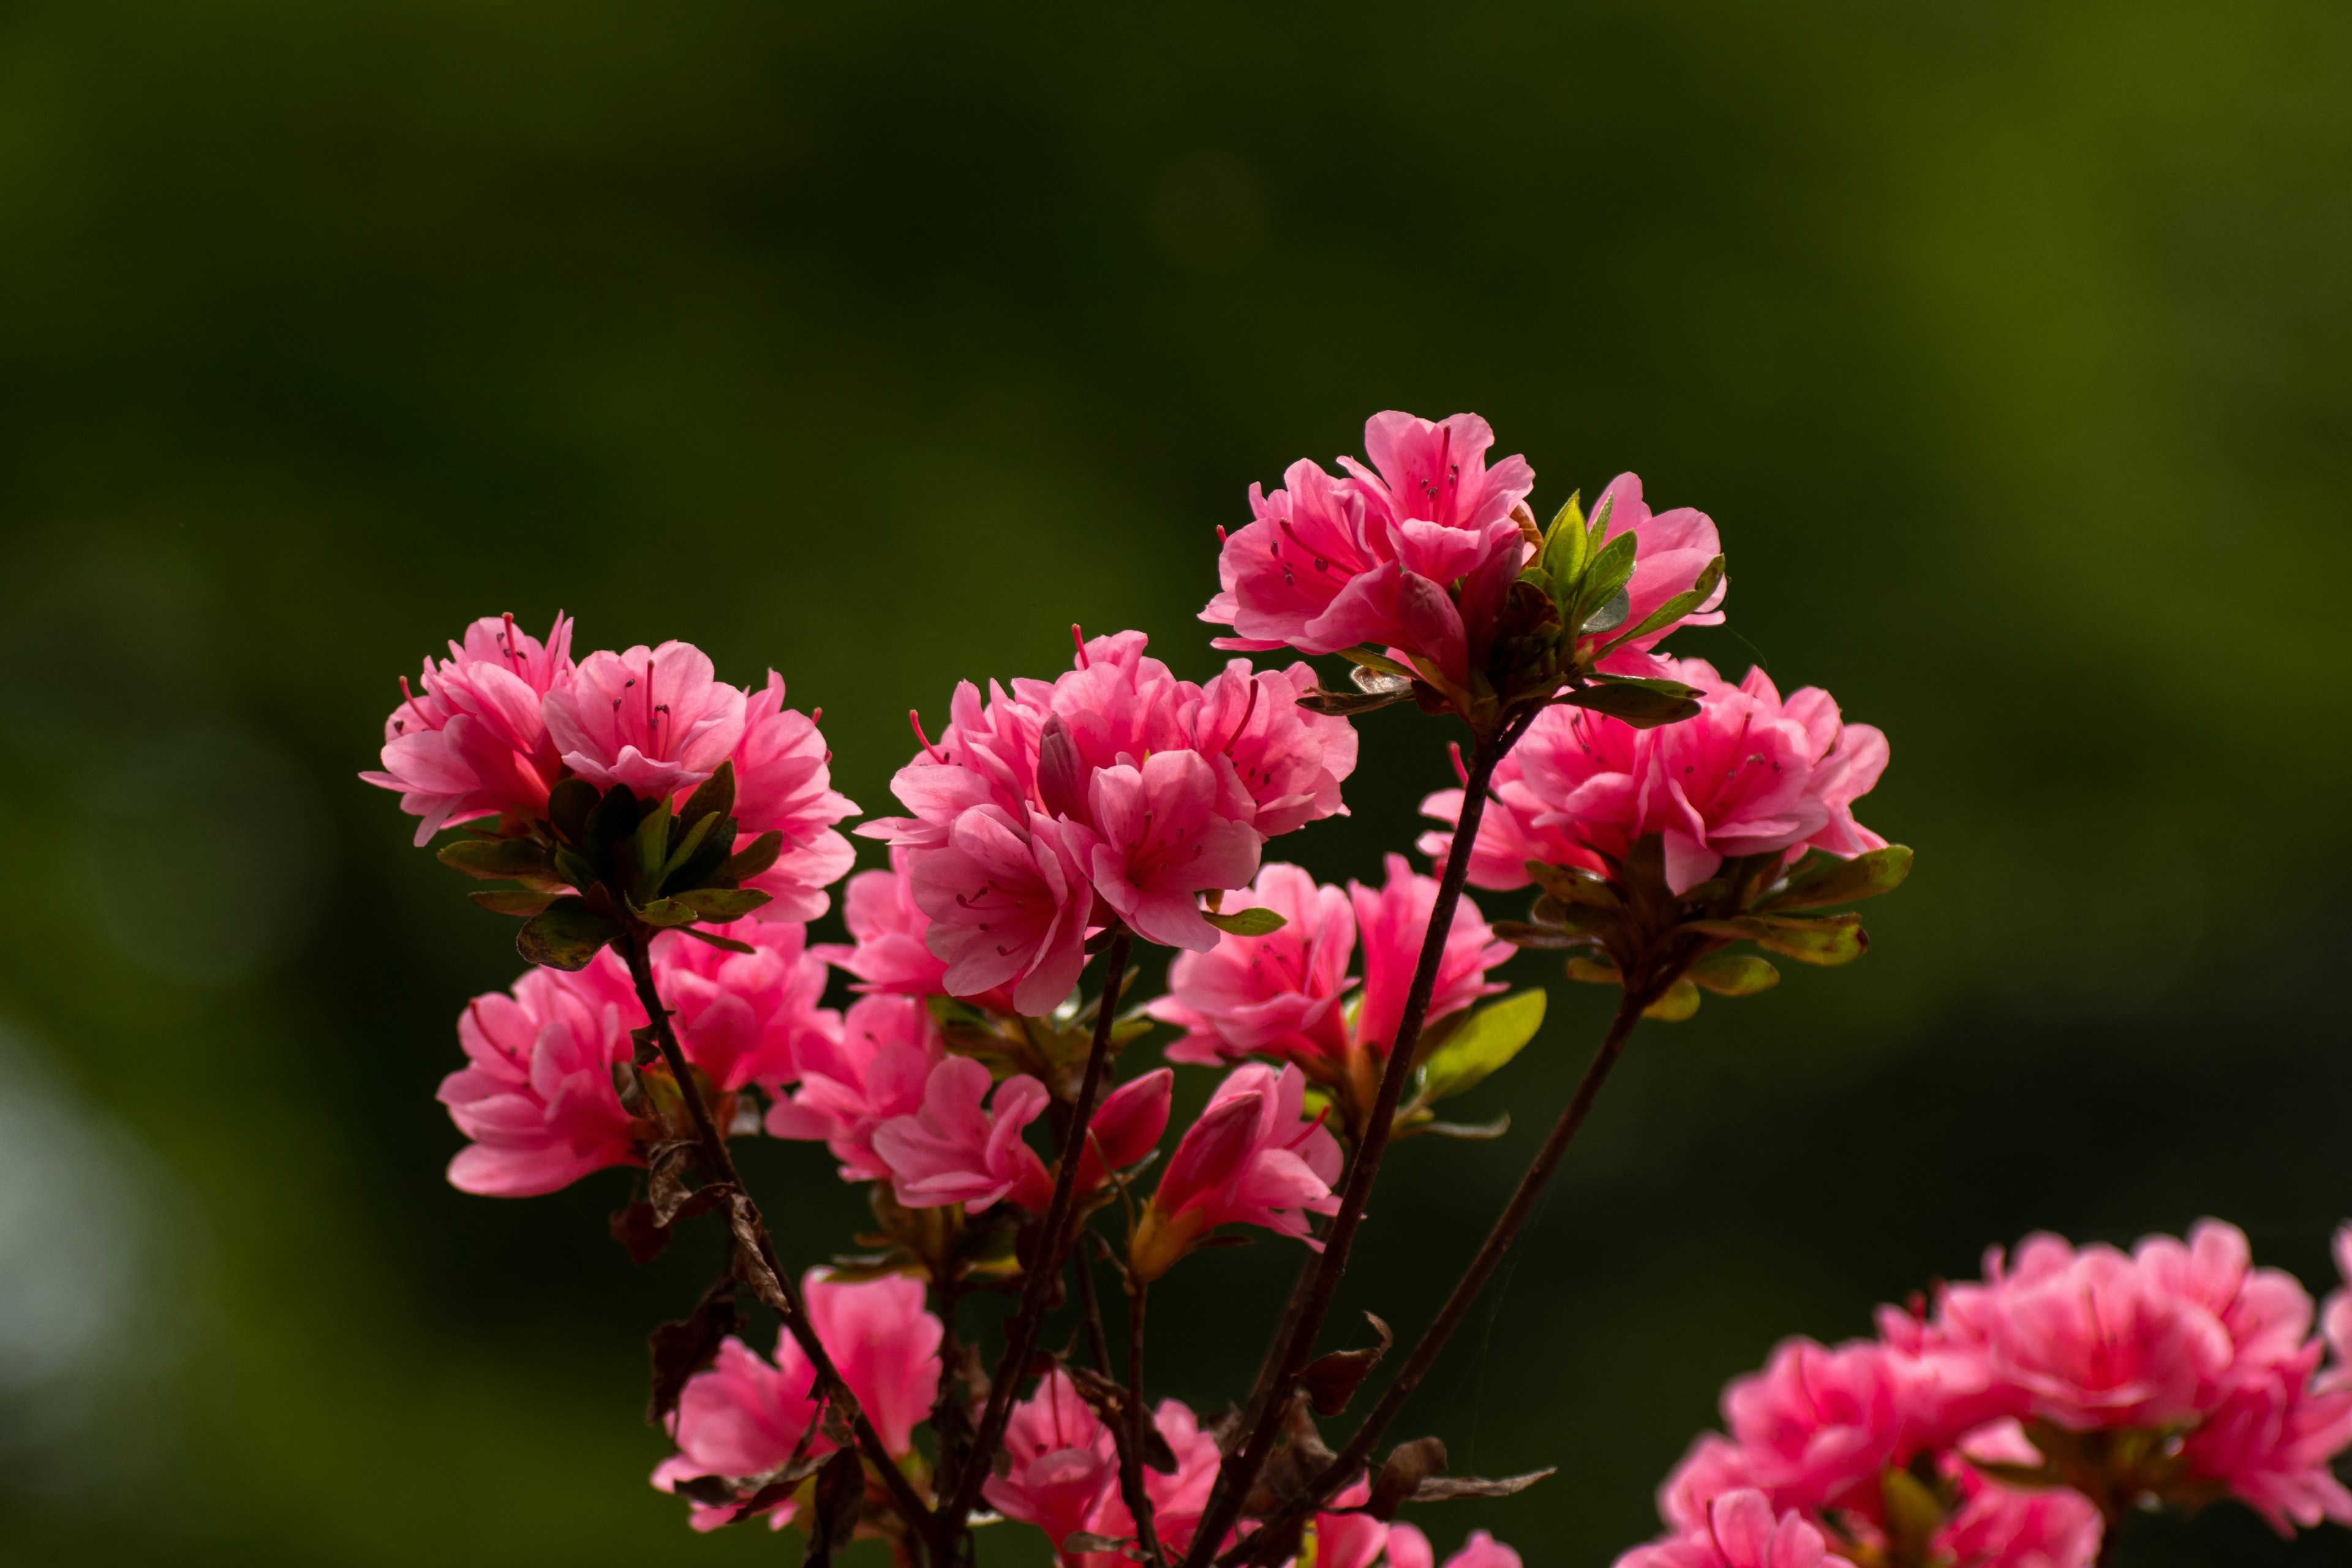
(1720, 1338, 1913, 1515)
(870, 1056, 1054, 1213)
(1579, 473, 1728, 676)
(829, 848, 957, 998)
(2323, 1224, 2352, 1366)
(439, 966, 639, 1197)
(1149, 859, 1507, 1087)
(725, 670, 859, 921)
(1292, 1479, 1394, 1568)
(983, 1370, 1121, 1553)
(1421, 658, 1888, 896)
(1131, 1063, 1342, 1281)
(910, 805, 1096, 1016)
(652, 1270, 941, 1531)
(1660, 1435, 1757, 1535)
(634, 919, 837, 1093)
(2176, 1341, 2352, 1533)
(541, 641, 747, 800)
(1613, 1490, 1851, 1568)
(1939, 1425, 2103, 1568)
(1177, 659, 1359, 837)
(1391, 1525, 1528, 1568)
(361, 612, 575, 845)
(1072, 750, 1263, 951)
(1080, 1398, 1226, 1559)
(767, 995, 944, 1181)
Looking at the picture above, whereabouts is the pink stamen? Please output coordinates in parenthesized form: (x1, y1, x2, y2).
(910, 709, 943, 763)
(500, 611, 520, 668)
(1071, 624, 1089, 669)
(1447, 741, 1469, 788)
(399, 676, 432, 728)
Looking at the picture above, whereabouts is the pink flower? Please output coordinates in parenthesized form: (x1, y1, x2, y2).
(911, 805, 1096, 1016)
(439, 967, 640, 1197)
(1613, 1491, 1850, 1568)
(1580, 473, 1727, 676)
(1660, 1435, 1757, 1534)
(1421, 658, 1888, 896)
(1149, 858, 1508, 1086)
(1939, 1427, 2103, 1567)
(830, 848, 956, 998)
(639, 919, 837, 1093)
(1131, 1063, 1342, 1281)
(2323, 1224, 2352, 1366)
(1080, 1398, 1226, 1559)
(983, 1370, 1121, 1552)
(1721, 1338, 1912, 1515)
(2176, 1342, 2352, 1533)
(361, 612, 575, 845)
(652, 1270, 941, 1531)
(1073, 750, 1262, 951)
(541, 641, 747, 800)
(1392, 1525, 1528, 1568)
(870, 1057, 1054, 1213)
(725, 671, 858, 921)
(766, 995, 943, 1180)
(1178, 659, 1359, 837)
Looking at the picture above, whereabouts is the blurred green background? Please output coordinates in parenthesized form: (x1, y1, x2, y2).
(2, 1, 2350, 1563)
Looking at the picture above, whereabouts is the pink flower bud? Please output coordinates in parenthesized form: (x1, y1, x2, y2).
(1131, 1063, 1341, 1282)
(1073, 1068, 1172, 1193)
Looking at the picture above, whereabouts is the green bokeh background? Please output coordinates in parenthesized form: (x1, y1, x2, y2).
(2, 2, 2349, 1564)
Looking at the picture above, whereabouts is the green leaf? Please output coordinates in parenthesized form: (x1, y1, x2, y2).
(1542, 492, 1588, 597)
(1642, 979, 1701, 1021)
(1684, 914, 1869, 966)
(1489, 919, 1584, 950)
(1561, 680, 1702, 729)
(1525, 861, 1621, 908)
(676, 760, 736, 829)
(716, 829, 783, 884)
(1415, 990, 1547, 1103)
(554, 846, 601, 894)
(1298, 684, 1412, 717)
(1753, 846, 1915, 913)
(516, 900, 621, 970)
(1529, 894, 1615, 933)
(1336, 647, 1416, 682)
(636, 899, 701, 928)
(673, 887, 772, 921)
(1204, 907, 1287, 938)
(1599, 554, 1725, 655)
(1685, 952, 1780, 996)
(658, 810, 725, 891)
(1574, 530, 1639, 631)
(469, 888, 556, 917)
(680, 926, 756, 955)
(546, 777, 599, 844)
(626, 795, 673, 899)
(436, 837, 554, 880)
(1565, 956, 1623, 985)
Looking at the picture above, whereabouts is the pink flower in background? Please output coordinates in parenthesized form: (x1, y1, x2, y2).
(542, 641, 747, 799)
(1072, 1068, 1174, 1193)
(439, 967, 639, 1197)
(635, 919, 837, 1093)
(2326, 1226, 2352, 1366)
(871, 1057, 1054, 1213)
(1420, 658, 1888, 896)
(1131, 1063, 1341, 1280)
(1720, 1338, 1912, 1515)
(1577, 473, 1727, 676)
(725, 670, 859, 921)
(1081, 1398, 1225, 1559)
(766, 995, 943, 1180)
(1660, 1436, 1757, 1535)
(2177, 1341, 2352, 1532)
(652, 1270, 941, 1530)
(1391, 1525, 1527, 1568)
(984, 1370, 1120, 1552)
(1613, 1490, 1850, 1568)
(1150, 859, 1509, 1082)
(1178, 660, 1359, 837)
(1074, 750, 1262, 950)
(911, 805, 1095, 1016)
(362, 612, 575, 844)
(830, 848, 956, 997)
(1937, 1426, 2102, 1567)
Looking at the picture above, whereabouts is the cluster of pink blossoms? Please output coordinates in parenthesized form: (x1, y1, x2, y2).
(1624, 1222, 2352, 1566)
(363, 614, 856, 920)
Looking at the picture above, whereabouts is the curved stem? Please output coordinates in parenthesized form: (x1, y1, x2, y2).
(619, 931, 940, 1555)
(1184, 716, 1530, 1567)
(940, 932, 1136, 1531)
(1229, 977, 1660, 1562)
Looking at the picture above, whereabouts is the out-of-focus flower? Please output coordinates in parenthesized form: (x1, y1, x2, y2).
(1721, 1338, 1914, 1515)
(439, 967, 638, 1197)
(1421, 658, 1888, 896)
(651, 1271, 941, 1531)
(1130, 1063, 1341, 1281)
(1939, 1424, 2103, 1567)
(983, 1370, 1121, 1553)
(1080, 1398, 1226, 1560)
(361, 612, 575, 845)
(725, 670, 859, 921)
(2176, 1341, 2352, 1532)
(541, 641, 747, 799)
(1390, 1525, 1528, 1568)
(1613, 1490, 1851, 1568)
(870, 1057, 1054, 1213)
(767, 996, 943, 1182)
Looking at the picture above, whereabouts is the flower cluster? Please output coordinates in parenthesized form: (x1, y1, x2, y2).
(861, 628, 1357, 1012)
(1624, 1221, 2352, 1567)
(364, 616, 855, 921)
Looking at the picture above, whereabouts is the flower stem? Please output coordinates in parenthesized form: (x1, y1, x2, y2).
(1183, 715, 1531, 1568)
(1125, 1277, 1167, 1568)
(617, 930, 940, 1555)
(939, 932, 1136, 1535)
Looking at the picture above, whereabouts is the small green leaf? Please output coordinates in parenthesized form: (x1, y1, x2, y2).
(679, 927, 756, 955)
(469, 888, 557, 917)
(673, 887, 772, 921)
(1336, 647, 1416, 681)
(626, 796, 673, 899)
(636, 899, 701, 928)
(437, 837, 554, 880)
(1525, 861, 1620, 908)
(554, 846, 602, 894)
(658, 811, 725, 891)
(546, 777, 599, 844)
(1599, 554, 1725, 655)
(1204, 907, 1287, 938)
(677, 760, 736, 830)
(1685, 914, 1868, 966)
(516, 900, 620, 970)
(1642, 979, 1701, 1021)
(1543, 492, 1588, 595)
(1415, 990, 1547, 1104)
(1561, 680, 1702, 729)
(716, 829, 783, 884)
(1489, 920, 1584, 950)
(1565, 956, 1622, 985)
(1573, 531, 1639, 631)
(1754, 846, 1915, 913)
(1685, 952, 1780, 996)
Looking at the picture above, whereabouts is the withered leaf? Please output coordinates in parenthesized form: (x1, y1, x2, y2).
(1302, 1313, 1393, 1416)
(728, 1193, 790, 1311)
(1410, 1467, 1558, 1503)
(647, 1275, 742, 1427)
(1062, 1532, 1129, 1553)
(1366, 1436, 1449, 1520)
(671, 1473, 740, 1508)
(802, 1449, 863, 1567)
(645, 1141, 703, 1227)
(609, 1200, 672, 1265)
